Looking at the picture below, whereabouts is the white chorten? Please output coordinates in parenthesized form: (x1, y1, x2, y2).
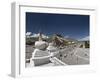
(31, 32, 49, 66)
(47, 42, 57, 53)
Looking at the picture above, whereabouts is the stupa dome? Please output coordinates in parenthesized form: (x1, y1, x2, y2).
(35, 41, 48, 50)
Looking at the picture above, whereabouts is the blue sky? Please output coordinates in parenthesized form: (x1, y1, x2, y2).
(26, 12, 89, 40)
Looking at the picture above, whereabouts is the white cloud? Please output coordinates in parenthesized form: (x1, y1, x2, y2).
(64, 35, 69, 38)
(26, 32, 32, 36)
(31, 33, 39, 37)
(31, 33, 49, 39)
(79, 36, 89, 41)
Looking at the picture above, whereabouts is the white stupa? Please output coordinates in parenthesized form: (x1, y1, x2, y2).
(47, 42, 57, 52)
(31, 32, 50, 66)
(46, 42, 58, 57)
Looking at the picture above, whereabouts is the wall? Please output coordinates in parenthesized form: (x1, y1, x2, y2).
(0, 0, 100, 80)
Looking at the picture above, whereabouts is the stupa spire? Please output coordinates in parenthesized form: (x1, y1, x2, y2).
(38, 29, 42, 41)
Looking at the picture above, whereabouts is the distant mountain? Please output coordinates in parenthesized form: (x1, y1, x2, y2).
(50, 34, 78, 47)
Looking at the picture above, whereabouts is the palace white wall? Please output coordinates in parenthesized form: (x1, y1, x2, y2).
(0, 0, 100, 80)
